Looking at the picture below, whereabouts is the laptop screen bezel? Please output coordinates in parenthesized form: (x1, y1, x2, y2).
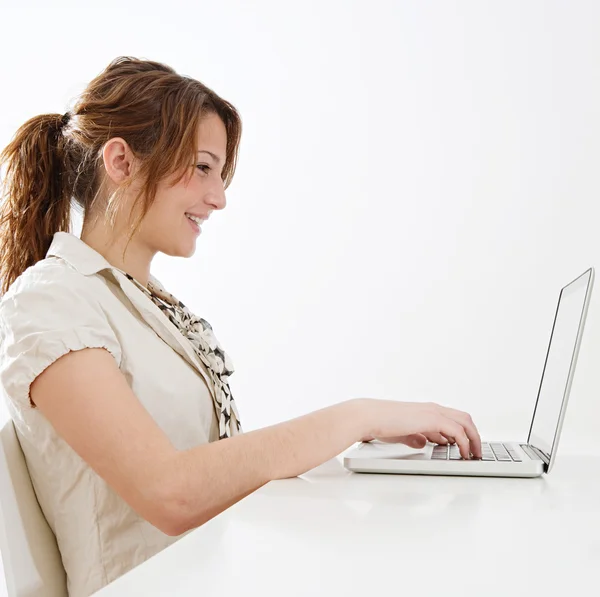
(526, 267, 594, 473)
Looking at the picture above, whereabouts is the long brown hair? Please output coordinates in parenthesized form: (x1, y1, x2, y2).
(0, 56, 242, 296)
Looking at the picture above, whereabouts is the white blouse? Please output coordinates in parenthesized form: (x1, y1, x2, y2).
(0, 231, 221, 597)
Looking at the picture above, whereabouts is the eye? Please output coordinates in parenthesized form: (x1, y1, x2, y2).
(196, 164, 211, 174)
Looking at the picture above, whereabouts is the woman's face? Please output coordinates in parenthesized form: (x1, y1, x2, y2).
(133, 112, 228, 258)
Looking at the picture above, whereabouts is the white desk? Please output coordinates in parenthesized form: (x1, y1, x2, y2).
(94, 451, 600, 596)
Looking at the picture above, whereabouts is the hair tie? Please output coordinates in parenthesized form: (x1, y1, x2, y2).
(60, 112, 71, 126)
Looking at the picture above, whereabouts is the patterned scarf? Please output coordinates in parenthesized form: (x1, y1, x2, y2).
(115, 268, 242, 440)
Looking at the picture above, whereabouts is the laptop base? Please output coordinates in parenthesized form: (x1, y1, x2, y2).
(343, 441, 545, 478)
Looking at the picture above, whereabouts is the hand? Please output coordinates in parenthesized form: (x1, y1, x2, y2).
(355, 398, 482, 459)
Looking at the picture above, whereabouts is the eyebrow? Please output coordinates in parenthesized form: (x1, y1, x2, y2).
(197, 150, 222, 165)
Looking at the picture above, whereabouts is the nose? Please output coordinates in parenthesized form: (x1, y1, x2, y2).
(206, 187, 226, 212)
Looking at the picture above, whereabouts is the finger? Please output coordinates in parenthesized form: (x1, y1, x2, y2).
(406, 434, 427, 448)
(425, 432, 449, 445)
(382, 434, 428, 448)
(436, 416, 472, 459)
(438, 406, 482, 458)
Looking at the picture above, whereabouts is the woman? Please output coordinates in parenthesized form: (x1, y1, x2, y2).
(0, 56, 482, 597)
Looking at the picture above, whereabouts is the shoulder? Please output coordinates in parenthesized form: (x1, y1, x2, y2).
(1, 257, 96, 308)
(0, 257, 123, 408)
(0, 256, 114, 337)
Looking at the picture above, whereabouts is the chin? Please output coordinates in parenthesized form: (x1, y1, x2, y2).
(181, 237, 198, 257)
(159, 240, 196, 258)
(183, 244, 197, 258)
(178, 245, 196, 258)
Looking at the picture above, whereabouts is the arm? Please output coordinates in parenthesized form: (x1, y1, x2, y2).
(30, 347, 364, 536)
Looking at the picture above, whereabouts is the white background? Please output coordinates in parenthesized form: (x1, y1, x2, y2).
(1, 0, 600, 593)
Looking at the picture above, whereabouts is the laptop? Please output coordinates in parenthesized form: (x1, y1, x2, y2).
(344, 267, 595, 478)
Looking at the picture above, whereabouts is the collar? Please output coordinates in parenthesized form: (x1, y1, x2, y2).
(46, 231, 163, 289)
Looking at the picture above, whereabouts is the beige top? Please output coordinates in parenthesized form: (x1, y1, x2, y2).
(0, 231, 221, 597)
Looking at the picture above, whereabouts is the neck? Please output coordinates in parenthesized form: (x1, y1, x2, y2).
(80, 221, 155, 289)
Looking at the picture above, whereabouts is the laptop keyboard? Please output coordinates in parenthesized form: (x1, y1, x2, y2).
(431, 442, 523, 462)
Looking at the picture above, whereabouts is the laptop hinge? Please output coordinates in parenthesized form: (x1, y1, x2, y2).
(524, 443, 550, 471)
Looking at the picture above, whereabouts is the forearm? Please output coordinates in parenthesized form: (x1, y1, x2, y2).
(164, 398, 365, 533)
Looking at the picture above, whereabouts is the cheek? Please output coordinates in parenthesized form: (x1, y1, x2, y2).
(143, 182, 195, 230)
(153, 191, 189, 220)
(139, 204, 182, 237)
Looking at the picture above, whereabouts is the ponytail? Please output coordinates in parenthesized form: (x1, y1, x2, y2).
(0, 113, 72, 296)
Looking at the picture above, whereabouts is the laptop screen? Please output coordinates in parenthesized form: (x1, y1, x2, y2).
(528, 269, 594, 460)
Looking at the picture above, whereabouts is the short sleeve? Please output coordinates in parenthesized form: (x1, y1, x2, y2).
(0, 263, 123, 409)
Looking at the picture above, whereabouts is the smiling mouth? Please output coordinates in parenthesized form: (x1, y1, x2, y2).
(186, 216, 201, 234)
(185, 213, 204, 224)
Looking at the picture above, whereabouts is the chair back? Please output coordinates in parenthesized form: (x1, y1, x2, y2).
(0, 419, 67, 596)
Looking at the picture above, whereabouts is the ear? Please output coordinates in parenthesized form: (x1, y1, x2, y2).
(102, 137, 137, 184)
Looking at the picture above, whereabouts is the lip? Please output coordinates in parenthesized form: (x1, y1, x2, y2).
(186, 215, 201, 235)
(185, 212, 208, 222)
